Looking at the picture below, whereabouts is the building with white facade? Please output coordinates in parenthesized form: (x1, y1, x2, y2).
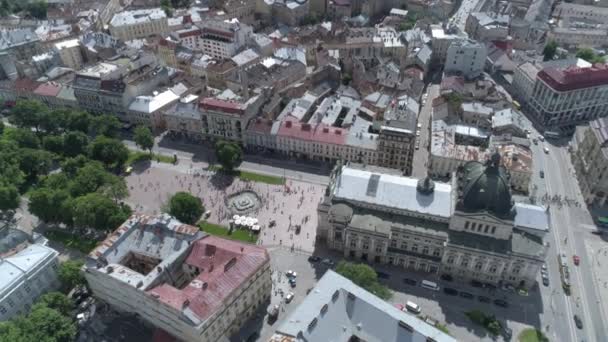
(270, 270, 456, 342)
(84, 214, 271, 342)
(109, 8, 169, 42)
(200, 95, 265, 142)
(465, 12, 510, 42)
(526, 63, 608, 135)
(54, 39, 84, 70)
(445, 39, 487, 79)
(548, 3, 608, 48)
(429, 25, 464, 65)
(318, 162, 548, 289)
(0, 228, 60, 321)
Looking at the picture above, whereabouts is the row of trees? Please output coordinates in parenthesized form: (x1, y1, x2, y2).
(543, 41, 606, 64)
(335, 261, 392, 300)
(2, 100, 134, 231)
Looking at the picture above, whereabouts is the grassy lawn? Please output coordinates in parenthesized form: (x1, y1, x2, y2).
(209, 165, 285, 185)
(127, 151, 174, 166)
(518, 328, 549, 342)
(45, 230, 99, 254)
(198, 221, 258, 244)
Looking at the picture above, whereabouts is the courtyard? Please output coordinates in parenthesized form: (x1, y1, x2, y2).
(124, 161, 325, 253)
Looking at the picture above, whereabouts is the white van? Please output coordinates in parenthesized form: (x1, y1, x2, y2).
(405, 301, 421, 314)
(421, 279, 439, 291)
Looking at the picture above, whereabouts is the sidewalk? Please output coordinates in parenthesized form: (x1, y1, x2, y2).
(585, 237, 608, 324)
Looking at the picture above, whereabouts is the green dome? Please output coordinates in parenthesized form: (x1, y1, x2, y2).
(459, 153, 513, 218)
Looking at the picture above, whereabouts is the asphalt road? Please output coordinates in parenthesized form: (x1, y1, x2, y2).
(449, 0, 484, 32)
(412, 84, 440, 178)
(531, 134, 607, 342)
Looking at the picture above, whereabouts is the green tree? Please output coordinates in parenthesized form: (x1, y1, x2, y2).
(5, 128, 40, 148)
(97, 175, 129, 203)
(72, 193, 131, 231)
(90, 114, 121, 138)
(42, 135, 64, 155)
(26, 1, 47, 19)
(215, 140, 242, 171)
(9, 100, 48, 132)
(0, 120, 4, 135)
(335, 261, 392, 299)
(21, 305, 76, 342)
(576, 48, 605, 63)
(134, 125, 154, 155)
(28, 188, 73, 224)
(89, 136, 129, 169)
(167, 192, 203, 224)
(69, 160, 115, 196)
(0, 184, 19, 210)
(36, 292, 74, 316)
(342, 73, 352, 85)
(57, 260, 86, 289)
(63, 131, 88, 157)
(60, 155, 89, 178)
(18, 148, 52, 180)
(542, 40, 558, 61)
(64, 110, 91, 133)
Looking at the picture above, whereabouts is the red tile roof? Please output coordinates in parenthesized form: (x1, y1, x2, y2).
(247, 118, 274, 134)
(200, 97, 244, 115)
(538, 63, 608, 92)
(277, 121, 347, 145)
(14, 78, 40, 92)
(33, 82, 62, 97)
(147, 236, 269, 321)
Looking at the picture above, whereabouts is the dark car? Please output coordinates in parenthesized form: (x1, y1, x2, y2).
(377, 272, 390, 279)
(289, 278, 296, 288)
(440, 274, 453, 282)
(443, 288, 458, 296)
(459, 292, 474, 299)
(494, 299, 509, 308)
(478, 296, 491, 303)
(574, 315, 583, 329)
(308, 256, 321, 263)
(403, 278, 417, 286)
(540, 170, 545, 178)
(502, 326, 513, 340)
(471, 280, 483, 288)
(542, 276, 550, 286)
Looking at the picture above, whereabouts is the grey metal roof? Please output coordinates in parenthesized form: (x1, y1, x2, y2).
(514, 203, 549, 232)
(333, 166, 453, 218)
(274, 270, 456, 342)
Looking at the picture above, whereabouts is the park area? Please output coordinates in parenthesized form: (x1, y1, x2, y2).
(124, 162, 325, 253)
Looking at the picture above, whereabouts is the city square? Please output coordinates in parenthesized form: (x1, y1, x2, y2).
(123, 161, 325, 253)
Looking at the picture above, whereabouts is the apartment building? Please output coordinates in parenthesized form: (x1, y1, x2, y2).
(84, 214, 271, 342)
(198, 19, 253, 60)
(54, 39, 84, 70)
(572, 117, 608, 205)
(548, 3, 608, 48)
(109, 8, 169, 42)
(164, 100, 205, 142)
(200, 95, 265, 142)
(318, 161, 547, 289)
(0, 229, 60, 321)
(445, 39, 488, 79)
(527, 63, 608, 135)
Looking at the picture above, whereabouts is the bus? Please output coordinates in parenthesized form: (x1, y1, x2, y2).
(544, 131, 561, 139)
(597, 216, 608, 228)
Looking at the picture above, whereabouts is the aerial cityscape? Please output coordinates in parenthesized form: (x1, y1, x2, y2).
(0, 0, 607, 341)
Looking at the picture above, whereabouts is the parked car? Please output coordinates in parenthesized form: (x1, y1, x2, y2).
(540, 170, 544, 178)
(308, 256, 321, 263)
(377, 271, 390, 279)
(443, 288, 458, 296)
(542, 276, 550, 286)
(405, 301, 421, 314)
(289, 277, 296, 287)
(285, 292, 294, 303)
(403, 278, 417, 286)
(574, 314, 583, 329)
(502, 325, 513, 340)
(478, 296, 491, 303)
(321, 258, 335, 267)
(539, 136, 545, 142)
(459, 292, 474, 299)
(532, 138, 538, 145)
(440, 274, 453, 282)
(286, 270, 297, 278)
(471, 280, 483, 288)
(544, 146, 550, 154)
(573, 255, 580, 266)
(494, 299, 509, 308)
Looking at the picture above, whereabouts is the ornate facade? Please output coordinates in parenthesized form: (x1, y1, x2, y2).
(318, 159, 548, 288)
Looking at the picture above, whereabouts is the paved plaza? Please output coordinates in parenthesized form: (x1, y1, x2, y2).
(124, 161, 325, 253)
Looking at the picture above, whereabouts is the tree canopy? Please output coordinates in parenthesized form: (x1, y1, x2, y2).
(542, 41, 558, 61)
(335, 261, 392, 300)
(72, 193, 131, 231)
(215, 140, 242, 171)
(57, 260, 86, 289)
(88, 136, 129, 169)
(168, 192, 204, 224)
(134, 125, 154, 154)
(576, 48, 605, 64)
(36, 292, 74, 316)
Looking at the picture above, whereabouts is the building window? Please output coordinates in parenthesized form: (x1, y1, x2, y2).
(464, 221, 469, 229)
(491, 226, 496, 234)
(475, 262, 483, 271)
(390, 239, 397, 247)
(461, 259, 469, 268)
(433, 249, 441, 257)
(375, 244, 383, 253)
(412, 244, 418, 253)
(400, 242, 407, 250)
(422, 246, 429, 255)
(484, 225, 489, 233)
(513, 267, 521, 275)
(0, 306, 6, 315)
(471, 222, 476, 230)
(362, 240, 369, 250)
(447, 255, 455, 264)
(489, 265, 498, 274)
(350, 239, 357, 248)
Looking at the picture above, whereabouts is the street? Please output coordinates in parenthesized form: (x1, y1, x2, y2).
(449, 0, 485, 31)
(412, 84, 439, 178)
(530, 132, 608, 342)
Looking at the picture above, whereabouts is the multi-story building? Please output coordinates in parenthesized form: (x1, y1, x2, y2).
(548, 3, 608, 49)
(54, 39, 84, 70)
(376, 95, 419, 174)
(128, 88, 181, 128)
(164, 99, 205, 142)
(109, 8, 169, 42)
(465, 12, 510, 42)
(526, 63, 608, 135)
(198, 19, 253, 60)
(200, 95, 265, 142)
(0, 228, 60, 321)
(0, 28, 42, 80)
(572, 117, 608, 205)
(84, 214, 271, 342)
(319, 161, 548, 289)
(429, 25, 464, 65)
(270, 270, 456, 342)
(445, 39, 487, 79)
